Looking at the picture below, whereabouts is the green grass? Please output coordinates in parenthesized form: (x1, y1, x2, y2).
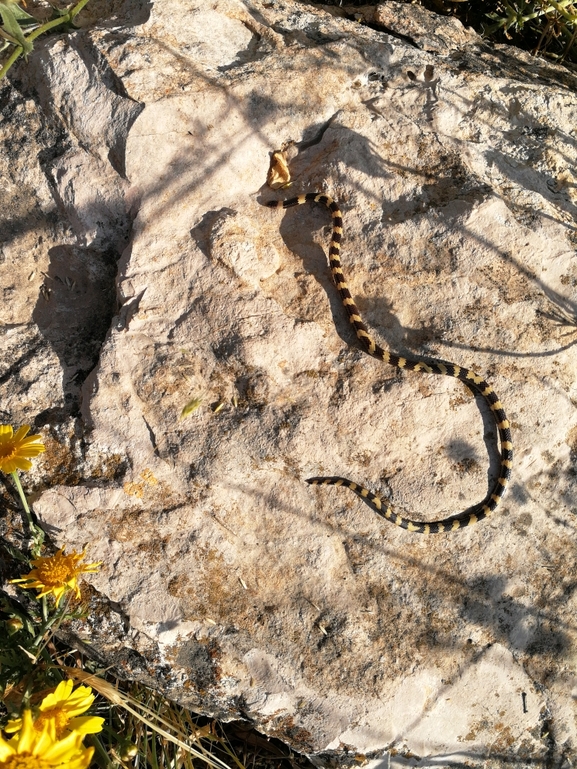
(305, 0, 577, 66)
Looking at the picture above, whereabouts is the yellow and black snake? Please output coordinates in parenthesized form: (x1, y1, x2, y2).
(264, 192, 512, 534)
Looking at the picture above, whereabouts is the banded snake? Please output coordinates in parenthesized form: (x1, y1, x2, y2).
(264, 192, 512, 534)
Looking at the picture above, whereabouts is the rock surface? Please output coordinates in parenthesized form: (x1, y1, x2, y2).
(2, 0, 577, 766)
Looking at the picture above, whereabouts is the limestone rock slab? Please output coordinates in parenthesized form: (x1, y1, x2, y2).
(2, 0, 577, 765)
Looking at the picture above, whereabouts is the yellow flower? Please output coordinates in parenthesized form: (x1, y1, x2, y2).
(0, 425, 45, 474)
(10, 547, 102, 607)
(5, 680, 104, 739)
(0, 709, 94, 769)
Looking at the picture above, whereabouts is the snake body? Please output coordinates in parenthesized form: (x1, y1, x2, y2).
(265, 192, 512, 533)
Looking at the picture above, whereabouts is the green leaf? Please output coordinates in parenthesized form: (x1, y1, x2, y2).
(0, 1, 35, 23)
(0, 2, 33, 53)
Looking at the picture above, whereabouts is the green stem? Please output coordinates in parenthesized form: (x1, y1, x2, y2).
(32, 593, 74, 658)
(41, 595, 48, 625)
(11, 471, 33, 525)
(11, 470, 44, 555)
(69, 0, 92, 22)
(25, 14, 74, 44)
(0, 0, 93, 80)
(546, 0, 577, 24)
(0, 44, 23, 79)
(85, 734, 114, 768)
(32, 612, 61, 648)
(25, 0, 92, 44)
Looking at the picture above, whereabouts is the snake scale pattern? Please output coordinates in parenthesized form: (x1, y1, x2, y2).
(265, 192, 512, 533)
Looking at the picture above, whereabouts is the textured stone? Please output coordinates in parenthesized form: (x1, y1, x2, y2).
(352, 2, 480, 53)
(2, 1, 577, 766)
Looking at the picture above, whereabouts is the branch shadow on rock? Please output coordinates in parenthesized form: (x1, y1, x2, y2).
(220, 475, 574, 764)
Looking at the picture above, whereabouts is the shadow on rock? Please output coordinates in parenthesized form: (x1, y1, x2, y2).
(32, 244, 118, 423)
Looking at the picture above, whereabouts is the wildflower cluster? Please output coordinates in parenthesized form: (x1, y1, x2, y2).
(0, 683, 103, 769)
(1, 424, 104, 767)
(11, 548, 102, 607)
(1, 425, 239, 767)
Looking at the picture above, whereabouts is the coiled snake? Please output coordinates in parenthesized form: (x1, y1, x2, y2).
(264, 192, 512, 533)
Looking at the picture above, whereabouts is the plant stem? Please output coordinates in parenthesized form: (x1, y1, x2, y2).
(11, 471, 33, 527)
(10, 471, 44, 555)
(25, 0, 92, 43)
(0, 44, 23, 79)
(0, 0, 93, 80)
(33, 612, 61, 648)
(25, 14, 75, 44)
(41, 595, 48, 625)
(546, 0, 577, 23)
(69, 0, 92, 22)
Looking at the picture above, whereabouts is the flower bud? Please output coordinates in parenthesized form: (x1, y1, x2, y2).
(7, 617, 24, 635)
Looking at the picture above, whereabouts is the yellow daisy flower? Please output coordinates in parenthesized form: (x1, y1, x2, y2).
(0, 425, 45, 474)
(10, 547, 102, 607)
(5, 680, 104, 739)
(0, 709, 94, 769)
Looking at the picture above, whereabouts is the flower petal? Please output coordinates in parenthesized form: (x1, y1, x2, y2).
(0, 736, 16, 761)
(16, 709, 36, 754)
(69, 715, 105, 734)
(0, 424, 45, 474)
(40, 679, 75, 710)
(11, 425, 30, 442)
(3, 717, 22, 734)
(41, 728, 84, 760)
